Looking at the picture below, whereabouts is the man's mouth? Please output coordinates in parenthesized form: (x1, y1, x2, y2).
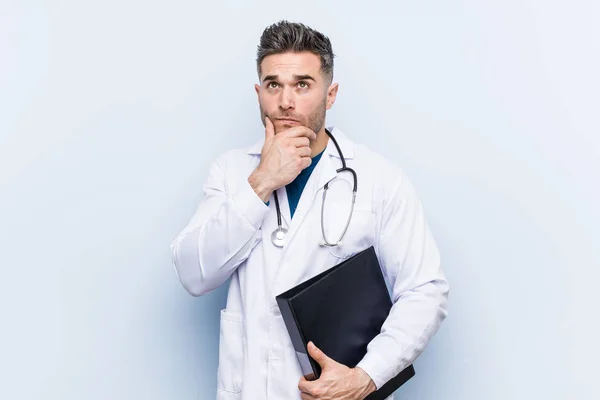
(275, 118, 300, 125)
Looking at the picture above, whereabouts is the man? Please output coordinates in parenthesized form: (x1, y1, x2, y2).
(170, 21, 449, 400)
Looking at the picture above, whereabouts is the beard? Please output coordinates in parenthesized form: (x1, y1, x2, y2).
(259, 97, 327, 134)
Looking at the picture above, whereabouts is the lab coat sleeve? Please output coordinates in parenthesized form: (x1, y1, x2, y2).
(355, 166, 449, 390)
(170, 152, 269, 296)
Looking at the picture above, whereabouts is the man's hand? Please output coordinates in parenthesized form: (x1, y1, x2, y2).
(248, 116, 317, 202)
(298, 342, 377, 400)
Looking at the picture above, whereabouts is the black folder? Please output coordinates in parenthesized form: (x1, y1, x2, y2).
(275, 246, 415, 400)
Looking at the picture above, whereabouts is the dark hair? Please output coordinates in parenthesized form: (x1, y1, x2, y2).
(256, 21, 335, 83)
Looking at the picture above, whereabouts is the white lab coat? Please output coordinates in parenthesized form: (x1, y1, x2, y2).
(170, 126, 449, 400)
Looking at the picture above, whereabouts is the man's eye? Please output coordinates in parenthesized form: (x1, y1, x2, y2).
(268, 82, 279, 89)
(297, 81, 309, 89)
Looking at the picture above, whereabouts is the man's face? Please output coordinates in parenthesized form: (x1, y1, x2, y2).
(255, 51, 338, 134)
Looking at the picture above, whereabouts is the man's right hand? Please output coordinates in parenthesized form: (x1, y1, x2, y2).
(248, 116, 317, 202)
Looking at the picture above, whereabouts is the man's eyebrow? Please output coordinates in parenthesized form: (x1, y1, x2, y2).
(262, 74, 317, 83)
(262, 75, 278, 82)
(293, 74, 316, 82)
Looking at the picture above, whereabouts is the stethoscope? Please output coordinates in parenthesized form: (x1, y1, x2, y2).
(271, 128, 357, 248)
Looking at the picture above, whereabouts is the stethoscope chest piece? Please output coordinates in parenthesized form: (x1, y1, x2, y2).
(271, 227, 288, 247)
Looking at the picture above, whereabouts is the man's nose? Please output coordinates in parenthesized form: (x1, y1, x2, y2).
(279, 87, 295, 111)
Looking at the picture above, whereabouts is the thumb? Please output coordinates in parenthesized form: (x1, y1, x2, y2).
(307, 341, 331, 369)
(264, 116, 275, 139)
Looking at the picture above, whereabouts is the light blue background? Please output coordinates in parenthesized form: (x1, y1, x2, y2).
(1, 1, 598, 399)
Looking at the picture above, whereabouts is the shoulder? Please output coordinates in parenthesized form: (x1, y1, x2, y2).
(211, 139, 262, 170)
(350, 139, 407, 187)
(354, 144, 400, 171)
(338, 129, 416, 210)
(205, 139, 262, 188)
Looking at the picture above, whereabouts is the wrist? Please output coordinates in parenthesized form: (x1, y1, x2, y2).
(248, 168, 275, 202)
(354, 367, 377, 396)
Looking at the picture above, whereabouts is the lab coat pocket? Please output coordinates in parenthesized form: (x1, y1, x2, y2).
(326, 208, 377, 260)
(217, 309, 245, 395)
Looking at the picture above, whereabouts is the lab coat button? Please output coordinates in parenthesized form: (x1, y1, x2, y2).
(271, 306, 281, 316)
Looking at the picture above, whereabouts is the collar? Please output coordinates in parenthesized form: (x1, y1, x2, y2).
(245, 125, 355, 160)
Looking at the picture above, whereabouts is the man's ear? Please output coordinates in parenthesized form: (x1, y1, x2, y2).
(255, 83, 260, 96)
(326, 83, 339, 110)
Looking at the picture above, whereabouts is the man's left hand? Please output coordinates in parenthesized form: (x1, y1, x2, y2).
(298, 341, 377, 400)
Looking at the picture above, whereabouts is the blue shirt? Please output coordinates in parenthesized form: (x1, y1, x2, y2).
(287, 149, 325, 218)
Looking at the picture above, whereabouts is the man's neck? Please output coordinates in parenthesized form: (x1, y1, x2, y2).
(310, 127, 330, 157)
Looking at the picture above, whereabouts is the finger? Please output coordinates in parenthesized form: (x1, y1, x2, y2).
(289, 137, 311, 148)
(265, 116, 275, 139)
(300, 156, 312, 170)
(300, 393, 317, 400)
(282, 126, 317, 140)
(296, 146, 312, 158)
(298, 377, 318, 396)
(307, 341, 331, 369)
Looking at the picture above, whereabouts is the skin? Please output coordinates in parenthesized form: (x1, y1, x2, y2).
(299, 342, 377, 400)
(248, 51, 337, 202)
(248, 51, 377, 399)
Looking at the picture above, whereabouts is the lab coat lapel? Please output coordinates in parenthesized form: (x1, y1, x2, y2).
(267, 127, 355, 293)
(272, 139, 338, 292)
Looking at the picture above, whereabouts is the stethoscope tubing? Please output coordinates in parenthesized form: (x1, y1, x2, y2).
(271, 129, 358, 248)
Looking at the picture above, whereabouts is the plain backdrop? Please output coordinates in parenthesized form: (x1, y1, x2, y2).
(1, 1, 598, 399)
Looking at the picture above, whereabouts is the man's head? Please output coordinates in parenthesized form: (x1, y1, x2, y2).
(255, 21, 339, 135)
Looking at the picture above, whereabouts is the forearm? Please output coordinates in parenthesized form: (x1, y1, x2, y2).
(356, 277, 449, 389)
(170, 178, 269, 296)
